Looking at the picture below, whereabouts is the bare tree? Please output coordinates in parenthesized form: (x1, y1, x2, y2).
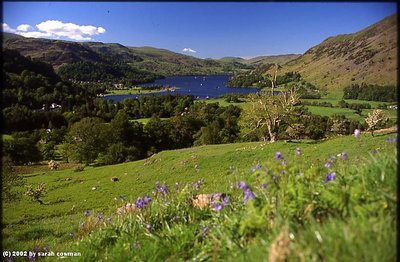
(241, 86, 300, 142)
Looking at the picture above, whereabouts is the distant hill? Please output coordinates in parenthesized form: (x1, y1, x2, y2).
(2, 35, 252, 77)
(280, 13, 397, 89)
(218, 54, 300, 66)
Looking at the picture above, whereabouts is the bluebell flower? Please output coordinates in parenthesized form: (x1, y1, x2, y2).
(135, 197, 147, 209)
(213, 203, 222, 212)
(275, 152, 283, 160)
(341, 152, 348, 160)
(107, 217, 112, 222)
(386, 137, 392, 143)
(97, 213, 103, 222)
(221, 196, 230, 206)
(236, 181, 248, 190)
(144, 194, 151, 204)
(261, 183, 267, 189)
(243, 188, 255, 203)
(324, 172, 336, 182)
(156, 183, 169, 195)
(201, 225, 208, 237)
(324, 162, 331, 168)
(83, 210, 91, 216)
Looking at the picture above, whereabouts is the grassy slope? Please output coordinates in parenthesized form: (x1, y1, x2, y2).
(2, 132, 396, 252)
(271, 14, 397, 89)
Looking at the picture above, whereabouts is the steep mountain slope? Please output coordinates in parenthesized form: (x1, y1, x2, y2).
(280, 14, 397, 89)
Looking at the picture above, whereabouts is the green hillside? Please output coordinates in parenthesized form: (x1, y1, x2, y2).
(281, 13, 397, 89)
(2, 131, 397, 260)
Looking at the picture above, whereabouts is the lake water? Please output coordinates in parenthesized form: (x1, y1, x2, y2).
(105, 75, 259, 102)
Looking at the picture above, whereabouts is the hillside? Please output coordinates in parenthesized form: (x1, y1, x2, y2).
(2, 33, 251, 77)
(2, 131, 397, 260)
(218, 54, 300, 66)
(281, 14, 397, 89)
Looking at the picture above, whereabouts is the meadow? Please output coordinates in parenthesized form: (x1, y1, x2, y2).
(2, 130, 397, 261)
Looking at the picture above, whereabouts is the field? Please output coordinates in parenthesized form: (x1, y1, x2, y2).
(2, 130, 397, 261)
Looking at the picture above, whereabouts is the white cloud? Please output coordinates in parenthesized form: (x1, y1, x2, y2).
(182, 47, 197, 53)
(2, 20, 106, 41)
(17, 24, 33, 32)
(2, 23, 16, 33)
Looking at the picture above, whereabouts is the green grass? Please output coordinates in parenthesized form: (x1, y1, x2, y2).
(130, 118, 169, 125)
(2, 134, 13, 141)
(104, 87, 167, 96)
(2, 131, 397, 257)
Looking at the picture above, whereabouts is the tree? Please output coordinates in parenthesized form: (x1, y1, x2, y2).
(365, 109, 389, 136)
(2, 157, 25, 201)
(241, 87, 300, 142)
(63, 117, 109, 164)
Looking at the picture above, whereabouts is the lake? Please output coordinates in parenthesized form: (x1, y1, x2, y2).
(105, 75, 259, 102)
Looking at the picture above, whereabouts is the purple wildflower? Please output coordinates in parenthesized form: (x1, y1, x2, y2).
(213, 203, 222, 212)
(295, 147, 301, 156)
(107, 217, 112, 222)
(156, 183, 169, 195)
(324, 172, 336, 182)
(243, 188, 255, 203)
(144, 194, 152, 204)
(201, 226, 208, 238)
(386, 137, 392, 143)
(83, 210, 91, 216)
(275, 152, 283, 161)
(221, 196, 230, 206)
(341, 152, 348, 160)
(261, 183, 267, 189)
(146, 224, 151, 232)
(236, 181, 248, 190)
(354, 129, 361, 138)
(97, 213, 103, 222)
(135, 197, 147, 209)
(324, 162, 331, 168)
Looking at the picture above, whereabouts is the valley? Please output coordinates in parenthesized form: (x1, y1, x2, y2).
(1, 7, 397, 262)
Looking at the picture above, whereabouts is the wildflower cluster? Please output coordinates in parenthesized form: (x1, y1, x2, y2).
(236, 181, 255, 203)
(210, 193, 230, 212)
(192, 178, 204, 190)
(155, 181, 169, 195)
(136, 195, 152, 209)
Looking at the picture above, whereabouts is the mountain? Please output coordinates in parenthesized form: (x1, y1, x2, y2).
(279, 13, 397, 89)
(218, 54, 300, 66)
(2, 34, 251, 77)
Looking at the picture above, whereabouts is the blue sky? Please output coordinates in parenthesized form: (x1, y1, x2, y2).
(2, 2, 397, 59)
